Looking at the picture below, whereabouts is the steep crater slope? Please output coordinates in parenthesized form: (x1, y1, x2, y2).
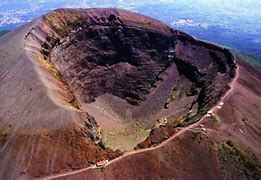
(35, 8, 236, 150)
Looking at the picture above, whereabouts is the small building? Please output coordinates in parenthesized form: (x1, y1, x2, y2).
(96, 160, 109, 167)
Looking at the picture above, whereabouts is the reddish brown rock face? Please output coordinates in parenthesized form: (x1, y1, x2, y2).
(51, 24, 175, 105)
(0, 8, 260, 180)
(47, 9, 235, 109)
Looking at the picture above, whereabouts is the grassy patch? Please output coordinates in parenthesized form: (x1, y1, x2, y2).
(221, 140, 261, 179)
(212, 114, 221, 122)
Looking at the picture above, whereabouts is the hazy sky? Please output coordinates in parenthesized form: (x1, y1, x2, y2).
(1, 0, 261, 34)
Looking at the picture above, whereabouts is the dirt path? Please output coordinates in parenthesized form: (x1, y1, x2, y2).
(44, 123, 197, 180)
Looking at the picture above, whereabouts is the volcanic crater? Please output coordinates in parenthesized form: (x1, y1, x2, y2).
(32, 8, 236, 150)
(1, 8, 260, 179)
(30, 9, 235, 150)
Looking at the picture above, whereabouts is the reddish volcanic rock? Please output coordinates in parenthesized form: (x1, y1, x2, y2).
(0, 8, 260, 180)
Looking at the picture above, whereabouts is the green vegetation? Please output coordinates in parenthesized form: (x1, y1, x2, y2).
(233, 50, 261, 68)
(192, 131, 203, 143)
(212, 114, 221, 122)
(94, 167, 104, 173)
(0, 30, 9, 37)
(221, 140, 261, 179)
